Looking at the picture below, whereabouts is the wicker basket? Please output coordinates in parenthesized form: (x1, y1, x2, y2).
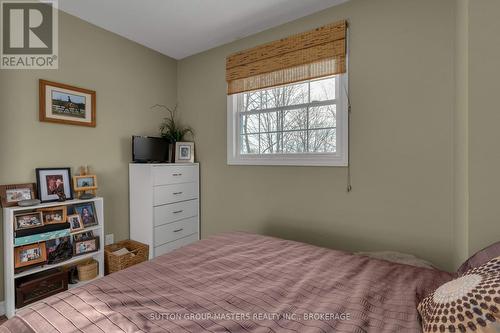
(104, 239, 149, 274)
(77, 259, 98, 281)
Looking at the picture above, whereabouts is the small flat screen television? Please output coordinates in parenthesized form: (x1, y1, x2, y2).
(132, 136, 170, 163)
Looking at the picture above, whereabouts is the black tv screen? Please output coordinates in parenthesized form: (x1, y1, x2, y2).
(132, 136, 169, 163)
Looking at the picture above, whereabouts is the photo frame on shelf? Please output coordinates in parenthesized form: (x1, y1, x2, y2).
(73, 175, 97, 191)
(67, 214, 83, 232)
(73, 202, 98, 227)
(36, 168, 73, 202)
(38, 206, 67, 225)
(73, 236, 100, 256)
(73, 175, 98, 199)
(39, 80, 96, 127)
(14, 242, 47, 269)
(174, 142, 195, 163)
(73, 231, 94, 242)
(46, 236, 72, 264)
(0, 183, 37, 207)
(14, 212, 44, 231)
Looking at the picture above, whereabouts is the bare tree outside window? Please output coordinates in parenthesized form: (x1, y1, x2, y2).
(237, 76, 337, 155)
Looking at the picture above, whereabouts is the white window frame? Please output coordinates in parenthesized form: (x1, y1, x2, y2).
(227, 74, 348, 166)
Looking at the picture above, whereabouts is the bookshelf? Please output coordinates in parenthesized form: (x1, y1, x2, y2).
(2, 197, 104, 318)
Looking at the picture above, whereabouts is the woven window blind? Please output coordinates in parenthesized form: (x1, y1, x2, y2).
(226, 20, 347, 95)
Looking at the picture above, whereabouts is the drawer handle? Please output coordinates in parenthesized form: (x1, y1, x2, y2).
(172, 173, 182, 176)
(173, 228, 184, 233)
(173, 192, 183, 195)
(173, 210, 183, 214)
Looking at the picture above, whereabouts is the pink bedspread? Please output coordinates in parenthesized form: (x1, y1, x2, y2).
(0, 232, 453, 333)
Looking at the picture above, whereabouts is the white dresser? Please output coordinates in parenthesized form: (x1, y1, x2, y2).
(129, 163, 199, 258)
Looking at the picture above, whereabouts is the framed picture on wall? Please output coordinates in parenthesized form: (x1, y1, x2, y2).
(39, 80, 96, 127)
(36, 168, 73, 202)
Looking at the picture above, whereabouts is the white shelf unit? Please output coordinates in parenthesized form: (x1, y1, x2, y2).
(3, 197, 105, 318)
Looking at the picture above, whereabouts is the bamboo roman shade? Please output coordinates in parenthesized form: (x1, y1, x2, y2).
(226, 20, 347, 95)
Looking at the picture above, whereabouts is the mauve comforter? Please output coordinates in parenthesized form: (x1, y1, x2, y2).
(0, 232, 453, 333)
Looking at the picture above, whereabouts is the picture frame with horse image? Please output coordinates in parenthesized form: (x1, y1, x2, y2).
(39, 79, 96, 127)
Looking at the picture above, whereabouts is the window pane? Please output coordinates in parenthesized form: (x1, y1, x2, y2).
(310, 77, 335, 102)
(283, 82, 308, 105)
(240, 134, 259, 154)
(243, 91, 261, 111)
(308, 129, 336, 153)
(263, 87, 283, 109)
(260, 112, 279, 133)
(283, 130, 307, 153)
(309, 105, 336, 129)
(240, 114, 259, 134)
(234, 75, 342, 161)
(260, 132, 281, 154)
(283, 108, 307, 131)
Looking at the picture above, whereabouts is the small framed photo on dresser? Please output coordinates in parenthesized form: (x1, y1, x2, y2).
(175, 142, 195, 163)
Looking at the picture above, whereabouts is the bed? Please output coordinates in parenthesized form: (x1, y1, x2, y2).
(0, 232, 453, 333)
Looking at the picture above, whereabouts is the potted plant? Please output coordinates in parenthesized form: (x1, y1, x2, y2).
(156, 104, 193, 161)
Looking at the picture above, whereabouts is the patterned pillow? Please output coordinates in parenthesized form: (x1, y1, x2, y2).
(458, 242, 500, 275)
(418, 256, 500, 333)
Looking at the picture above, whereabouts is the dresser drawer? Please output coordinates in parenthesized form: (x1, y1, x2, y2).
(153, 165, 197, 186)
(154, 233, 199, 257)
(153, 182, 198, 206)
(154, 199, 198, 227)
(154, 217, 198, 246)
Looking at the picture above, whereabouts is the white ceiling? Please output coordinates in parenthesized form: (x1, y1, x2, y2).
(59, 0, 349, 59)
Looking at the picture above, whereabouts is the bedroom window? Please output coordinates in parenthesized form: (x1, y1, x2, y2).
(227, 74, 348, 166)
(225, 20, 348, 166)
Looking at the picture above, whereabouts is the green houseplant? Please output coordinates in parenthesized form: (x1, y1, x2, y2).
(153, 104, 193, 162)
(156, 104, 193, 143)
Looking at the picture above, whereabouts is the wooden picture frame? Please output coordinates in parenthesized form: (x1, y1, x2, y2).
(73, 175, 98, 199)
(73, 175, 97, 191)
(39, 80, 96, 127)
(73, 236, 100, 256)
(15, 242, 47, 269)
(36, 168, 73, 202)
(14, 212, 44, 231)
(67, 214, 83, 232)
(0, 183, 37, 207)
(38, 206, 67, 225)
(73, 202, 98, 227)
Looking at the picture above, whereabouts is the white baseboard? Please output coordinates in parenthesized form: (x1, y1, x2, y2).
(0, 301, 5, 316)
